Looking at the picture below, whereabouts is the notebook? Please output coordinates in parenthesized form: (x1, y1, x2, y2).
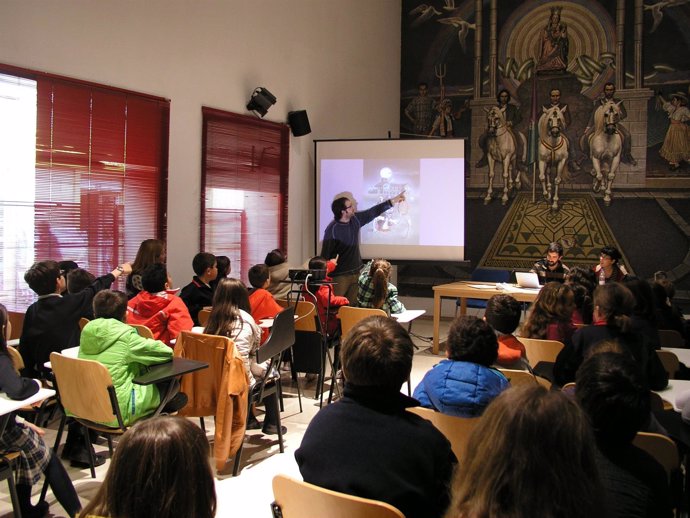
(515, 271, 541, 289)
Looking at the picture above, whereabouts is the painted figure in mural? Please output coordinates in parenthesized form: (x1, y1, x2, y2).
(538, 105, 570, 211)
(657, 91, 690, 171)
(588, 100, 623, 206)
(476, 89, 522, 167)
(536, 6, 569, 74)
(542, 88, 582, 172)
(429, 98, 455, 137)
(482, 105, 521, 206)
(404, 82, 435, 136)
(583, 83, 636, 166)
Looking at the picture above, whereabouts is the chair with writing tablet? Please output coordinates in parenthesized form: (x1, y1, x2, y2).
(271, 474, 404, 518)
(498, 368, 551, 389)
(50, 352, 129, 478)
(656, 349, 680, 379)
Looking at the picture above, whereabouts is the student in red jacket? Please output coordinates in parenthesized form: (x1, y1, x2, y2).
(127, 263, 193, 346)
(484, 294, 527, 369)
(248, 263, 283, 343)
(301, 256, 349, 337)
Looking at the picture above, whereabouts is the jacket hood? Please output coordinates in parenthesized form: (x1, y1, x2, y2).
(128, 290, 179, 318)
(80, 319, 135, 355)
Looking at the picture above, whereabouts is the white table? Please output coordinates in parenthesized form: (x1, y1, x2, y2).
(653, 379, 690, 412)
(43, 346, 80, 370)
(392, 309, 426, 325)
(0, 386, 57, 436)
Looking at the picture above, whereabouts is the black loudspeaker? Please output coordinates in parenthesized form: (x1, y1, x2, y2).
(288, 110, 311, 137)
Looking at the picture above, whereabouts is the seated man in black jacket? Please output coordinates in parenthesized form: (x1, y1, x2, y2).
(295, 315, 456, 518)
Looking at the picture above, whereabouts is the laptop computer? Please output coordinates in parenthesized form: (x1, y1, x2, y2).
(515, 271, 541, 289)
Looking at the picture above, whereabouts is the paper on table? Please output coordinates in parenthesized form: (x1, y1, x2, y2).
(467, 284, 499, 289)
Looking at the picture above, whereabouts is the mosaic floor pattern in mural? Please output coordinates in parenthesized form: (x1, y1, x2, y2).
(478, 193, 632, 272)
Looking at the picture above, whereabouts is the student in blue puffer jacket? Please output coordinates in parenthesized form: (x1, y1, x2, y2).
(413, 315, 509, 417)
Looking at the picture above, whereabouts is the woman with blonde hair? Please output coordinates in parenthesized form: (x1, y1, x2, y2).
(357, 258, 405, 315)
(79, 416, 216, 518)
(445, 385, 605, 518)
(126, 238, 166, 299)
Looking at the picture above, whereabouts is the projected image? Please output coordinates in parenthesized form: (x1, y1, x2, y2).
(361, 159, 419, 244)
(316, 139, 465, 261)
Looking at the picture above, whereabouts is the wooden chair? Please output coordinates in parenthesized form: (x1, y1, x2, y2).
(198, 308, 211, 327)
(336, 306, 412, 398)
(49, 352, 129, 478)
(130, 324, 154, 339)
(517, 337, 564, 368)
(174, 331, 249, 472)
(0, 452, 21, 517)
(498, 368, 551, 389)
(7, 311, 24, 340)
(407, 406, 479, 461)
(234, 306, 296, 475)
(271, 474, 404, 518)
(657, 350, 680, 379)
(78, 317, 90, 330)
(658, 329, 684, 348)
(632, 432, 679, 483)
(7, 346, 57, 426)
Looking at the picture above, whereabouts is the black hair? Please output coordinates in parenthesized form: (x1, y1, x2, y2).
(546, 242, 563, 256)
(264, 249, 286, 267)
(93, 290, 128, 322)
(447, 316, 498, 366)
(24, 260, 61, 296)
(331, 197, 350, 220)
(141, 263, 168, 293)
(484, 294, 521, 334)
(215, 256, 231, 278)
(67, 268, 96, 294)
(192, 252, 216, 276)
(248, 263, 270, 289)
(600, 245, 622, 263)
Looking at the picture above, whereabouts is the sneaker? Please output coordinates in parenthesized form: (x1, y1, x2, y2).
(69, 452, 106, 468)
(247, 415, 262, 430)
(162, 392, 188, 414)
(262, 424, 287, 435)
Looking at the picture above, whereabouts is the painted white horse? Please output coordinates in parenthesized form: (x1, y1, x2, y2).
(538, 105, 569, 211)
(483, 106, 521, 205)
(589, 100, 623, 206)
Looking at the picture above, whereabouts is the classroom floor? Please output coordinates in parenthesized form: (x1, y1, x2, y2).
(0, 316, 455, 518)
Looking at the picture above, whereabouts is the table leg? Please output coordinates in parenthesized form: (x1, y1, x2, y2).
(433, 293, 442, 355)
(460, 297, 467, 315)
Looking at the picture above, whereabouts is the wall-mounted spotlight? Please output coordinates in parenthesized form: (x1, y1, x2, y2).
(246, 87, 277, 117)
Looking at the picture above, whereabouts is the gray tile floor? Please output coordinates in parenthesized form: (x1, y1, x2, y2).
(0, 316, 452, 518)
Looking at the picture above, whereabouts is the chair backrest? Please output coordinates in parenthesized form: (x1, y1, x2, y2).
(632, 431, 679, 481)
(198, 308, 211, 327)
(498, 368, 551, 389)
(130, 324, 155, 339)
(291, 301, 318, 332)
(257, 306, 296, 364)
(7, 311, 24, 340)
(275, 299, 289, 308)
(272, 474, 405, 518)
(658, 329, 684, 348)
(406, 406, 479, 461)
(78, 317, 90, 330)
(656, 350, 680, 379)
(338, 307, 387, 341)
(174, 331, 234, 417)
(49, 352, 121, 425)
(517, 337, 564, 367)
(6, 346, 24, 373)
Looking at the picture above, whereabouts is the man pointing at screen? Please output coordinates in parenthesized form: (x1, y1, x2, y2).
(321, 192, 406, 304)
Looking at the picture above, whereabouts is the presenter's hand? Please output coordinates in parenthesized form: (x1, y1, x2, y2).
(391, 191, 406, 204)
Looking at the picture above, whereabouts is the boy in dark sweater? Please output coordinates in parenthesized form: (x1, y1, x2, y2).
(180, 252, 217, 326)
(19, 260, 131, 377)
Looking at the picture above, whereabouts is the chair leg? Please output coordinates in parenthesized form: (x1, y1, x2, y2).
(0, 461, 22, 518)
(106, 435, 114, 456)
(407, 376, 412, 397)
(83, 425, 97, 479)
(199, 417, 205, 433)
(232, 443, 243, 476)
(273, 396, 284, 454)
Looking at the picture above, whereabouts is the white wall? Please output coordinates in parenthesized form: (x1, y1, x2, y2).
(0, 0, 402, 283)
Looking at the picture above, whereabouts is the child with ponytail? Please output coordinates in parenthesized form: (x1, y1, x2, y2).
(357, 259, 406, 315)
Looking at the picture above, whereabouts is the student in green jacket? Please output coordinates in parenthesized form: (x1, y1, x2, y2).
(79, 290, 187, 427)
